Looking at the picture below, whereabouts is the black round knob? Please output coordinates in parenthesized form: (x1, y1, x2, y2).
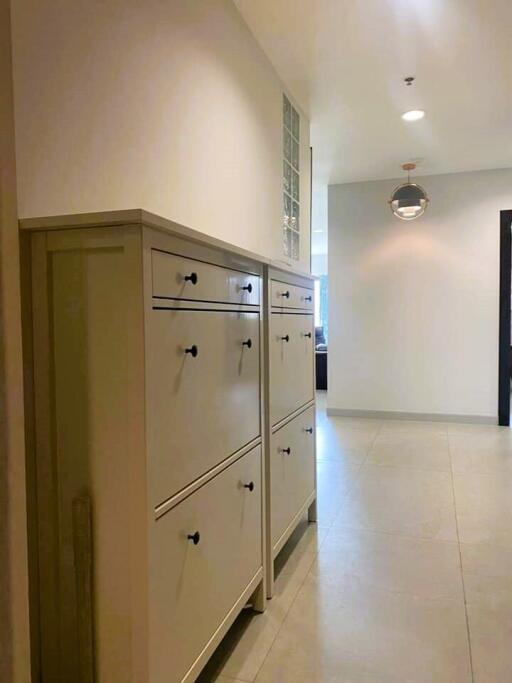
(185, 345, 198, 357)
(304, 295, 312, 302)
(242, 339, 252, 349)
(281, 335, 290, 343)
(281, 447, 291, 454)
(244, 481, 255, 492)
(304, 332, 312, 338)
(305, 427, 314, 434)
(242, 283, 253, 293)
(184, 272, 198, 285)
(281, 290, 290, 299)
(187, 531, 200, 545)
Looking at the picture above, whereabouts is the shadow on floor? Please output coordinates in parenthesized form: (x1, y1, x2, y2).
(196, 518, 314, 681)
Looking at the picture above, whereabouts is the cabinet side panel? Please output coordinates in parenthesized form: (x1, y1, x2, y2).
(32, 227, 148, 681)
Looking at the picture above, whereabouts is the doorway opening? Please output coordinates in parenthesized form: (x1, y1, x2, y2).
(498, 209, 512, 426)
(311, 182, 328, 393)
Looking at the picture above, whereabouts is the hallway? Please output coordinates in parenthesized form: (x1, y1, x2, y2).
(202, 394, 512, 682)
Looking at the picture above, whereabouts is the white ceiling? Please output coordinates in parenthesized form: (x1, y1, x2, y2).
(235, 0, 512, 188)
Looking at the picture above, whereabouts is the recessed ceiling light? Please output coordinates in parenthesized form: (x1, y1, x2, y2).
(402, 109, 425, 122)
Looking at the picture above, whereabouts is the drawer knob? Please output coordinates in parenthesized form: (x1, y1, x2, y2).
(281, 447, 291, 455)
(304, 332, 312, 338)
(304, 295, 312, 302)
(185, 345, 198, 357)
(187, 531, 201, 545)
(242, 338, 252, 349)
(281, 335, 290, 343)
(280, 290, 290, 299)
(243, 481, 255, 492)
(305, 427, 314, 434)
(184, 272, 198, 285)
(242, 283, 253, 293)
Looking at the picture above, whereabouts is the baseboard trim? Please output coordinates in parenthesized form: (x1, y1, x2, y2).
(326, 408, 497, 425)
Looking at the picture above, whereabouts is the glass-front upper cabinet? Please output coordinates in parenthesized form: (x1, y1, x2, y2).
(283, 94, 300, 260)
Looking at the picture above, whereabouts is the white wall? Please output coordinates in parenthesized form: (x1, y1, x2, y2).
(311, 183, 327, 275)
(10, 0, 311, 271)
(311, 252, 327, 276)
(328, 168, 512, 420)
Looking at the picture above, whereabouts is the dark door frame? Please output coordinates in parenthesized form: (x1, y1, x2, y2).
(498, 209, 512, 425)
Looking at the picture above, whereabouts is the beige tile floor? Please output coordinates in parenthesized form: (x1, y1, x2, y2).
(198, 393, 512, 682)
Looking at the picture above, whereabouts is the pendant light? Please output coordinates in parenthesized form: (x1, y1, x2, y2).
(389, 163, 429, 221)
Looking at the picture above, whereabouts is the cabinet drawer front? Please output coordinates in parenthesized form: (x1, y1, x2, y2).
(271, 407, 316, 547)
(150, 446, 262, 682)
(270, 279, 313, 311)
(152, 249, 260, 305)
(269, 313, 314, 425)
(147, 309, 261, 506)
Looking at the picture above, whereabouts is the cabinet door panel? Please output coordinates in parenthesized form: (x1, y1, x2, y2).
(150, 446, 262, 682)
(270, 407, 316, 548)
(269, 312, 314, 425)
(147, 309, 260, 505)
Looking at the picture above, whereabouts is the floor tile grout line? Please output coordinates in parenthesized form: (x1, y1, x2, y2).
(253, 407, 378, 681)
(363, 421, 383, 464)
(322, 524, 461, 545)
(252, 552, 317, 681)
(447, 432, 475, 683)
(217, 674, 252, 683)
(215, 551, 315, 683)
(322, 419, 382, 532)
(252, 402, 326, 680)
(306, 566, 466, 603)
(318, 408, 372, 527)
(358, 462, 453, 473)
(322, 449, 371, 531)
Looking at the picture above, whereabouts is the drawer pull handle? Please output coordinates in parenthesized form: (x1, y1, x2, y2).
(281, 447, 291, 455)
(187, 531, 201, 545)
(281, 335, 290, 343)
(184, 272, 198, 285)
(243, 481, 255, 492)
(304, 295, 312, 302)
(304, 332, 312, 338)
(242, 283, 253, 293)
(305, 427, 314, 434)
(242, 339, 252, 349)
(185, 345, 198, 357)
(280, 290, 290, 299)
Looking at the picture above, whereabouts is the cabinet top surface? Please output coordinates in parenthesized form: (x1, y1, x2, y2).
(19, 208, 315, 282)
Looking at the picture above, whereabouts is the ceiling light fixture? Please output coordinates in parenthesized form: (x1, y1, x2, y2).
(389, 163, 429, 221)
(402, 109, 425, 122)
(401, 77, 424, 122)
